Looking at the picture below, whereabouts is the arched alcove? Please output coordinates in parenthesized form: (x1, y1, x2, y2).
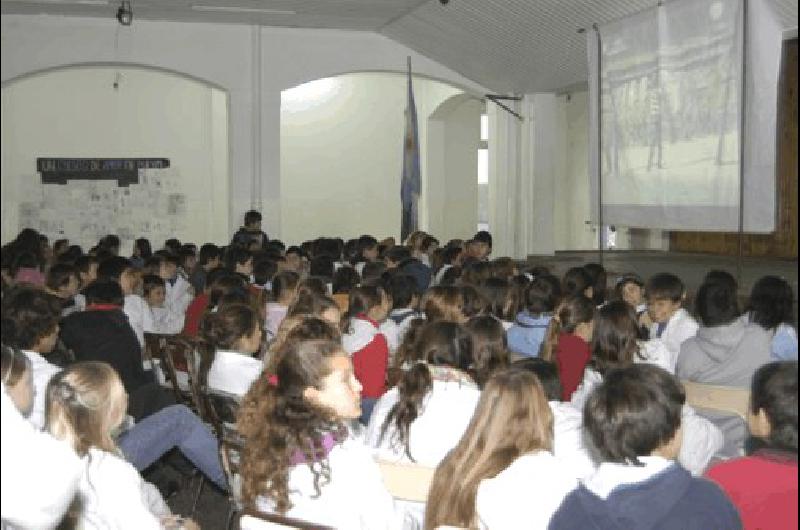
(426, 93, 486, 241)
(279, 72, 477, 243)
(1, 64, 230, 248)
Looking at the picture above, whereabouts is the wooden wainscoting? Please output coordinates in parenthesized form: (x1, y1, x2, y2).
(670, 39, 798, 259)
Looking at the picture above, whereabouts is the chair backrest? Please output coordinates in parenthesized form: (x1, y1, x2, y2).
(682, 380, 751, 419)
(376, 459, 436, 503)
(219, 431, 245, 509)
(196, 384, 241, 439)
(238, 509, 335, 530)
(144, 333, 195, 406)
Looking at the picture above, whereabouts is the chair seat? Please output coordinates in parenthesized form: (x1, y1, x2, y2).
(681, 380, 750, 419)
(375, 459, 436, 503)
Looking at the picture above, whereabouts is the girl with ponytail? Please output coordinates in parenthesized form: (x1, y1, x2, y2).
(197, 302, 263, 397)
(264, 270, 300, 338)
(539, 295, 595, 401)
(366, 321, 479, 467)
(341, 284, 392, 424)
(237, 339, 399, 528)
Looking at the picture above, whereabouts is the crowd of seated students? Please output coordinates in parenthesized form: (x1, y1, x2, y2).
(1, 219, 797, 529)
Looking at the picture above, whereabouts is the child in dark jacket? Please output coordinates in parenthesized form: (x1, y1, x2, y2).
(549, 364, 741, 530)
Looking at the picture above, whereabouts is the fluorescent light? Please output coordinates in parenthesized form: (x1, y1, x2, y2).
(191, 5, 295, 15)
(2, 0, 109, 4)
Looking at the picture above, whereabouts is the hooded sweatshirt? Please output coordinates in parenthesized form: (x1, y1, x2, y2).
(507, 312, 552, 358)
(676, 319, 772, 387)
(549, 458, 741, 530)
(677, 319, 772, 458)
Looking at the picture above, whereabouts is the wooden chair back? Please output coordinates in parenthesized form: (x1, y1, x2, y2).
(681, 380, 751, 419)
(219, 431, 245, 508)
(375, 459, 436, 503)
(188, 368, 240, 438)
(144, 333, 196, 407)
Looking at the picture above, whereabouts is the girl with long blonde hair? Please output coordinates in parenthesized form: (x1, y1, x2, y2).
(46, 362, 199, 529)
(425, 368, 577, 530)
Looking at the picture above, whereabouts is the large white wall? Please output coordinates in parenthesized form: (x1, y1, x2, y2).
(1, 14, 488, 244)
(0, 66, 229, 249)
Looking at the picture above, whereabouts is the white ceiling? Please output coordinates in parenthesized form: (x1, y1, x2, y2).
(2, 0, 797, 92)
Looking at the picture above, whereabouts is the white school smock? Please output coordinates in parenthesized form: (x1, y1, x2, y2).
(476, 451, 578, 530)
(638, 338, 674, 373)
(123, 294, 153, 349)
(549, 400, 597, 481)
(74, 448, 165, 530)
(1, 388, 82, 530)
(146, 306, 185, 336)
(365, 379, 481, 467)
(22, 349, 61, 431)
(207, 350, 263, 397)
(648, 308, 698, 370)
(251, 437, 403, 530)
(165, 275, 193, 316)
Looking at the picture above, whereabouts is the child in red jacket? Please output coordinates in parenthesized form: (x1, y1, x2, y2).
(540, 295, 595, 401)
(706, 361, 798, 530)
(341, 284, 392, 424)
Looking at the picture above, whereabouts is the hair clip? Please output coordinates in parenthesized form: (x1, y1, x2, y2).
(58, 380, 76, 401)
(266, 374, 279, 387)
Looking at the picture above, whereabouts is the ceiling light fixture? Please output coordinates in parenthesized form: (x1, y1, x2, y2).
(191, 5, 295, 15)
(116, 0, 132, 25)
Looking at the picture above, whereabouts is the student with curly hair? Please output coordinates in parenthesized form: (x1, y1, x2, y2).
(237, 339, 400, 528)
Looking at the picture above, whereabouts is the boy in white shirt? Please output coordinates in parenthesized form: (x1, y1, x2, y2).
(641, 273, 698, 371)
(142, 274, 184, 335)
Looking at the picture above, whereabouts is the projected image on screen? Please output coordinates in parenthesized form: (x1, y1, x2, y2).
(599, 0, 743, 227)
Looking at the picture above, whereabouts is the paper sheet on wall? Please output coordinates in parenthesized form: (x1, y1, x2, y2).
(19, 166, 187, 250)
